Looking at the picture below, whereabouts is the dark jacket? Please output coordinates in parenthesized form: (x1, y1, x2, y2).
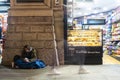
(21, 48, 37, 61)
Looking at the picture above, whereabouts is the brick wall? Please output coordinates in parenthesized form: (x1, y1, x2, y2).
(2, 0, 64, 66)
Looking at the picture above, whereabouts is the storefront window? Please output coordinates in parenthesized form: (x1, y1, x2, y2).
(65, 0, 103, 65)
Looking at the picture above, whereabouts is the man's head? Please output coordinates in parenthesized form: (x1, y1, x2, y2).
(24, 45, 32, 52)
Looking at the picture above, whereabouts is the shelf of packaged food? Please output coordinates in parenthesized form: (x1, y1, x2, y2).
(67, 37, 101, 40)
(108, 39, 120, 55)
(111, 22, 120, 43)
(111, 40, 120, 42)
(112, 32, 120, 35)
(68, 42, 101, 46)
(67, 29, 102, 46)
(112, 19, 120, 24)
(68, 37, 101, 41)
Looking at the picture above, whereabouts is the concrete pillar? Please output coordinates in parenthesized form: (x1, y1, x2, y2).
(2, 0, 64, 66)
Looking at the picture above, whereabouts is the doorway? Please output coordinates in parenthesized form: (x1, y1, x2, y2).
(64, 0, 120, 65)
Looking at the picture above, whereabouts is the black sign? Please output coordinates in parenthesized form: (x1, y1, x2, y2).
(87, 19, 106, 25)
(66, 46, 103, 65)
(16, 0, 44, 3)
(68, 46, 102, 56)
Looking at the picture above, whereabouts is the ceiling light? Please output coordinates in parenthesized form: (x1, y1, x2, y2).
(99, 13, 104, 16)
(87, 7, 92, 10)
(91, 15, 96, 18)
(116, 0, 120, 3)
(84, 13, 89, 15)
(103, 7, 108, 11)
(94, 0, 100, 4)
(93, 11, 98, 13)
(78, 12, 82, 15)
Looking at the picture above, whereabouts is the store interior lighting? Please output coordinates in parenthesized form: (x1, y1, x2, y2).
(99, 13, 104, 16)
(67, 0, 120, 18)
(103, 7, 108, 11)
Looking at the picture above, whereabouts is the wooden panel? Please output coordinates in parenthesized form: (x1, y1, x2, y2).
(11, 0, 51, 9)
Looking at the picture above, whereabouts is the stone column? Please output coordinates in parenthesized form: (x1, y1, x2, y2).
(2, 0, 64, 66)
(53, 0, 64, 65)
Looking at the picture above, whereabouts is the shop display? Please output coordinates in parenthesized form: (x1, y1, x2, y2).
(105, 7, 120, 55)
(66, 16, 103, 64)
(67, 30, 102, 46)
(112, 23, 120, 41)
(103, 13, 113, 54)
(66, 29, 103, 64)
(108, 22, 120, 55)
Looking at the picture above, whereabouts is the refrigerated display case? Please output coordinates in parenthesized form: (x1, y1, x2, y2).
(67, 30, 102, 46)
(65, 28, 103, 65)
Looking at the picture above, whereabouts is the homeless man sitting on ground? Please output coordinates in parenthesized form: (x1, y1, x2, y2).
(21, 45, 37, 62)
(12, 45, 46, 69)
(13, 55, 46, 69)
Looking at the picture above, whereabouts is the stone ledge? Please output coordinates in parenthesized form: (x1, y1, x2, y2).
(8, 16, 52, 24)
(8, 9, 53, 16)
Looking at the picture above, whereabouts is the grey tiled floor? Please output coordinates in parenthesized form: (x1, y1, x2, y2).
(0, 64, 120, 80)
(0, 54, 120, 80)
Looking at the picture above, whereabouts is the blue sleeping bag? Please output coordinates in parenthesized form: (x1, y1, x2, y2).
(15, 59, 46, 69)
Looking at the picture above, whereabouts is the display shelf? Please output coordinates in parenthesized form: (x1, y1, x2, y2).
(109, 20, 120, 55)
(112, 19, 120, 24)
(66, 26, 103, 64)
(111, 40, 120, 42)
(67, 29, 102, 47)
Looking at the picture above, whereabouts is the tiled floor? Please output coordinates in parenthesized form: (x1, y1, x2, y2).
(0, 54, 120, 80)
(103, 54, 120, 64)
